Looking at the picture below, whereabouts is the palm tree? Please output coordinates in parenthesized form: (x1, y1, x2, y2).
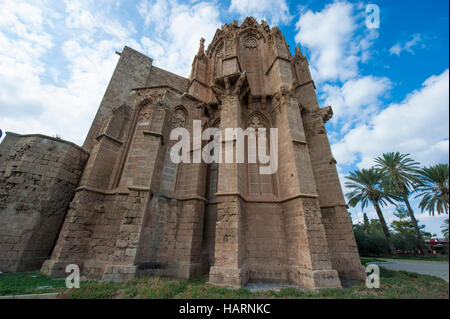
(441, 218, 449, 253)
(441, 218, 449, 239)
(345, 167, 397, 255)
(415, 164, 449, 216)
(374, 152, 427, 254)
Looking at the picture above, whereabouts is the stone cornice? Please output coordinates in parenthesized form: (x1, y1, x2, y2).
(131, 85, 185, 96)
(265, 56, 291, 76)
(95, 133, 124, 145)
(5, 131, 90, 155)
(215, 191, 318, 203)
(293, 80, 316, 91)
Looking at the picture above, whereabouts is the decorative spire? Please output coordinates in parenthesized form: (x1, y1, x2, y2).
(198, 37, 205, 55)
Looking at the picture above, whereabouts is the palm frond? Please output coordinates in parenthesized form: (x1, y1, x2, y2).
(415, 164, 449, 216)
(374, 152, 421, 195)
(344, 167, 395, 210)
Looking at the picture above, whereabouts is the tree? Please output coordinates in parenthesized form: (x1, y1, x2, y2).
(391, 206, 433, 239)
(363, 213, 370, 232)
(441, 218, 449, 239)
(393, 205, 409, 220)
(345, 167, 397, 255)
(391, 205, 435, 253)
(391, 219, 434, 237)
(391, 207, 415, 234)
(415, 164, 449, 216)
(374, 152, 428, 255)
(353, 223, 390, 256)
(353, 218, 391, 256)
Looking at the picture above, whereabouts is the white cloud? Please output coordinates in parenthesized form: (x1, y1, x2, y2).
(321, 75, 391, 130)
(0, 0, 53, 55)
(228, 0, 292, 26)
(294, 1, 376, 83)
(0, 0, 126, 145)
(64, 0, 134, 43)
(389, 33, 424, 56)
(137, 0, 221, 77)
(332, 69, 449, 168)
(138, 0, 169, 30)
(0, 0, 223, 146)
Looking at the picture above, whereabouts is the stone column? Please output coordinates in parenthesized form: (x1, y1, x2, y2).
(273, 87, 342, 290)
(102, 97, 171, 281)
(292, 49, 365, 282)
(208, 73, 250, 288)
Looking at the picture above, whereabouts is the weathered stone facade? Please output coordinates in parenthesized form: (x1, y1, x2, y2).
(0, 133, 88, 272)
(0, 17, 365, 290)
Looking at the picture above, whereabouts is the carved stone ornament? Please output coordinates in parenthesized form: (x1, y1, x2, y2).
(172, 108, 186, 129)
(244, 36, 258, 49)
(248, 114, 266, 129)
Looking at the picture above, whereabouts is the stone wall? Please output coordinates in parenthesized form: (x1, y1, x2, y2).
(3, 17, 366, 290)
(245, 202, 287, 282)
(293, 59, 365, 281)
(146, 66, 190, 93)
(0, 132, 20, 169)
(41, 88, 211, 281)
(0, 133, 88, 272)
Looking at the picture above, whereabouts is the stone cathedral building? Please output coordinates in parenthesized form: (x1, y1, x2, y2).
(0, 17, 365, 290)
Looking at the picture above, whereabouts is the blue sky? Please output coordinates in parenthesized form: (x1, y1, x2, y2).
(0, 0, 448, 236)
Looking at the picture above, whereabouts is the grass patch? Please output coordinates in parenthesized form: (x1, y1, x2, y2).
(2, 258, 448, 299)
(360, 257, 386, 266)
(61, 267, 448, 299)
(61, 281, 124, 299)
(0, 272, 67, 296)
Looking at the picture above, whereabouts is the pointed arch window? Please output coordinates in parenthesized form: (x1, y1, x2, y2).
(214, 44, 224, 79)
(246, 113, 275, 196)
(206, 119, 220, 201)
(161, 106, 187, 192)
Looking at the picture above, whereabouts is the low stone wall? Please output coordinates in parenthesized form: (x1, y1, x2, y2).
(0, 132, 20, 169)
(0, 132, 89, 272)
